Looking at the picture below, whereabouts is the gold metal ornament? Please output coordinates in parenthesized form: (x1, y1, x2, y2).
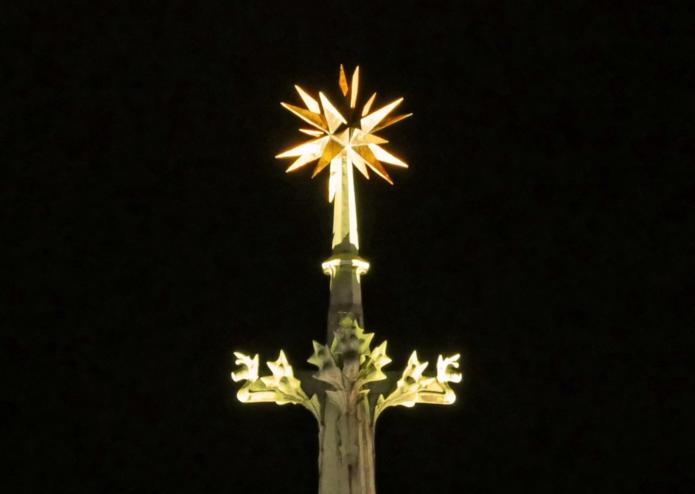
(276, 64, 412, 190)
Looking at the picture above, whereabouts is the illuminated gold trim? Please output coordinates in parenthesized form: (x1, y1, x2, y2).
(321, 256, 370, 282)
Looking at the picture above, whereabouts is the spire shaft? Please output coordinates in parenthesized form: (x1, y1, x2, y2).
(323, 153, 369, 343)
(331, 153, 359, 252)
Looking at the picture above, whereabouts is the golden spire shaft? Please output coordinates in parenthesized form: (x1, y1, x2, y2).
(331, 152, 359, 251)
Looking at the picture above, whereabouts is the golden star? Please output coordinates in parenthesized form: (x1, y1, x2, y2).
(276, 65, 411, 201)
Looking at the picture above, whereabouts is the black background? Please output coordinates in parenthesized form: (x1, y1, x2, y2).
(6, 1, 692, 493)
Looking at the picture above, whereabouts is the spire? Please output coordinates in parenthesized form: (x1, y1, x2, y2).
(233, 66, 463, 494)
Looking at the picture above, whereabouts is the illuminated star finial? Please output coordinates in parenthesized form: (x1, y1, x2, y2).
(276, 65, 412, 202)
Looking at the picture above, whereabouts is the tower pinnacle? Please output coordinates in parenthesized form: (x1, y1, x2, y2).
(233, 66, 462, 494)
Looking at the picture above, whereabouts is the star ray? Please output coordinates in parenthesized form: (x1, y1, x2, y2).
(347, 149, 371, 179)
(350, 66, 360, 108)
(360, 98, 403, 134)
(355, 146, 393, 185)
(338, 65, 349, 96)
(319, 93, 347, 134)
(372, 113, 413, 133)
(281, 102, 326, 131)
(362, 92, 377, 117)
(294, 85, 321, 113)
(299, 128, 324, 137)
(276, 137, 328, 158)
(312, 139, 344, 178)
(368, 144, 408, 168)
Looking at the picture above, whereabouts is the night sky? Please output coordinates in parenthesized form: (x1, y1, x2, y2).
(7, 1, 692, 493)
